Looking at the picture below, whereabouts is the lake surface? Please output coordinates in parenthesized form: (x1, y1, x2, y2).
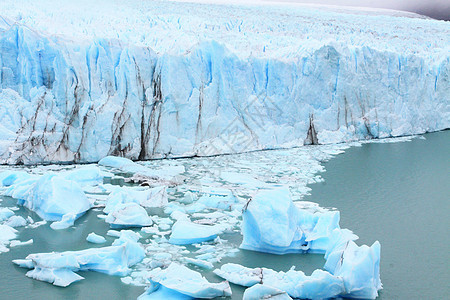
(0, 130, 448, 299)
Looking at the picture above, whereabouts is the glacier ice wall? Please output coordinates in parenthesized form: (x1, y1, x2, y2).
(0, 1, 449, 164)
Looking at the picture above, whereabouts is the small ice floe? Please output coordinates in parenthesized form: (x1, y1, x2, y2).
(240, 187, 345, 254)
(105, 203, 153, 228)
(50, 213, 77, 230)
(215, 264, 345, 299)
(138, 263, 231, 299)
(243, 284, 292, 300)
(5, 215, 27, 227)
(10, 239, 33, 247)
(86, 232, 106, 244)
(60, 166, 107, 186)
(13, 232, 145, 287)
(169, 217, 223, 245)
(0, 207, 14, 221)
(184, 257, 214, 270)
(104, 186, 168, 212)
(27, 220, 47, 229)
(0, 224, 17, 253)
(4, 173, 92, 226)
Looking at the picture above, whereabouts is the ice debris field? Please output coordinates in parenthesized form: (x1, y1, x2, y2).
(0, 0, 448, 164)
(0, 137, 413, 299)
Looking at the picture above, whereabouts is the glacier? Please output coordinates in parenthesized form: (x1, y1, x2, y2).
(0, 0, 448, 164)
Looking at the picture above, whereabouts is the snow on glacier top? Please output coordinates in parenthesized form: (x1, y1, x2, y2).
(0, 0, 449, 61)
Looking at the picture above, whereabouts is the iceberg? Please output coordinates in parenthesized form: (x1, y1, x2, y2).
(169, 217, 223, 245)
(214, 263, 345, 299)
(139, 263, 231, 299)
(5, 215, 27, 227)
(104, 186, 168, 213)
(0, 224, 17, 253)
(0, 207, 14, 221)
(60, 166, 106, 186)
(243, 284, 292, 300)
(324, 239, 382, 299)
(105, 202, 153, 228)
(240, 187, 343, 254)
(4, 173, 92, 222)
(9, 239, 33, 247)
(86, 232, 106, 244)
(50, 213, 77, 230)
(0, 0, 448, 164)
(13, 233, 145, 287)
(197, 188, 241, 211)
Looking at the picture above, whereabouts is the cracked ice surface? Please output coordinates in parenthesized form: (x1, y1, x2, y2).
(0, 0, 448, 164)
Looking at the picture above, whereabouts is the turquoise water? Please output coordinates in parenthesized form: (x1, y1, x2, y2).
(0, 131, 448, 299)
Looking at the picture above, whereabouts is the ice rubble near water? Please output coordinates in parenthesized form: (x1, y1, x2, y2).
(0, 142, 387, 298)
(0, 0, 448, 164)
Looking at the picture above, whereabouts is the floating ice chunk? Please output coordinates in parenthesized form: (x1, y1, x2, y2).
(0, 171, 35, 187)
(12, 259, 34, 268)
(13, 238, 144, 286)
(5, 215, 27, 227)
(243, 284, 292, 300)
(104, 186, 168, 214)
(0, 207, 14, 221)
(0, 224, 17, 253)
(214, 263, 345, 299)
(179, 191, 196, 204)
(325, 240, 382, 299)
(197, 188, 241, 210)
(169, 218, 222, 245)
(213, 263, 262, 286)
(138, 284, 193, 299)
(27, 220, 47, 229)
(141, 263, 231, 299)
(5, 174, 92, 222)
(113, 230, 142, 243)
(185, 258, 214, 270)
(50, 213, 76, 230)
(105, 203, 153, 228)
(10, 239, 33, 247)
(61, 166, 106, 185)
(240, 187, 343, 254)
(26, 267, 85, 287)
(86, 232, 106, 244)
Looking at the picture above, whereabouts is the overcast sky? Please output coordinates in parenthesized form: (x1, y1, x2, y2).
(271, 0, 450, 20)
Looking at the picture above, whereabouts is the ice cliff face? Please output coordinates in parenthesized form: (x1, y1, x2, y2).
(0, 0, 449, 164)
